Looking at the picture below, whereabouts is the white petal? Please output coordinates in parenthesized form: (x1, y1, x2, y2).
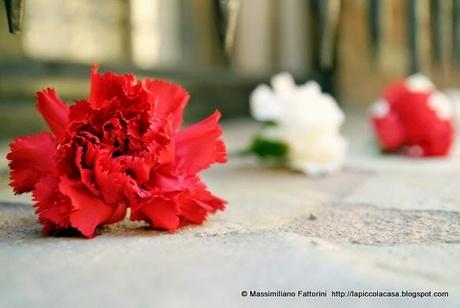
(285, 130, 347, 176)
(444, 89, 460, 125)
(249, 84, 281, 121)
(299, 81, 321, 96)
(369, 99, 389, 118)
(428, 92, 453, 120)
(321, 94, 345, 125)
(406, 74, 435, 92)
(271, 72, 296, 97)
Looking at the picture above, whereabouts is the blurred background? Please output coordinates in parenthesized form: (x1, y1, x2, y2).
(1, 0, 460, 141)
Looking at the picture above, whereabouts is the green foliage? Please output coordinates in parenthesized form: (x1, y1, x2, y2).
(249, 136, 288, 160)
(261, 120, 277, 128)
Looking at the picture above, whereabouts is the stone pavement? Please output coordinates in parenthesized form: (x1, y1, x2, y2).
(1, 115, 460, 308)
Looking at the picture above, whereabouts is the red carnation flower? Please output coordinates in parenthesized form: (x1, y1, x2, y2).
(7, 66, 227, 238)
(369, 74, 454, 157)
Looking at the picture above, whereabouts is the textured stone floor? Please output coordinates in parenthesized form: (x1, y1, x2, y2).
(1, 115, 460, 308)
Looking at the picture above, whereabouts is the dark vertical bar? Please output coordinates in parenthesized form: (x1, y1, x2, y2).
(309, 0, 324, 70)
(3, 0, 13, 32)
(3, 0, 23, 34)
(431, 0, 442, 64)
(120, 0, 132, 64)
(308, 0, 335, 95)
(408, 0, 419, 73)
(453, 0, 460, 65)
(213, 0, 226, 50)
(369, 0, 380, 56)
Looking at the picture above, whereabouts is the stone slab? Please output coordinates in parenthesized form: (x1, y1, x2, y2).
(1, 116, 460, 308)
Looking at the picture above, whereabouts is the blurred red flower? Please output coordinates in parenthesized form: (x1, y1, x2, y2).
(7, 66, 227, 237)
(369, 75, 454, 157)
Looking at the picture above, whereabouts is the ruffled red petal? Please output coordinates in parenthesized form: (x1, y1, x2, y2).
(7, 132, 57, 194)
(59, 177, 115, 238)
(104, 203, 128, 224)
(32, 175, 72, 234)
(145, 79, 190, 130)
(133, 197, 180, 231)
(179, 190, 226, 225)
(371, 112, 405, 151)
(178, 198, 207, 225)
(95, 158, 140, 204)
(174, 111, 227, 175)
(68, 100, 94, 123)
(382, 81, 407, 108)
(36, 88, 69, 140)
(89, 65, 138, 108)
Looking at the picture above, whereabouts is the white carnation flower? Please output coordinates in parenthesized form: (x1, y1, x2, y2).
(250, 72, 347, 175)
